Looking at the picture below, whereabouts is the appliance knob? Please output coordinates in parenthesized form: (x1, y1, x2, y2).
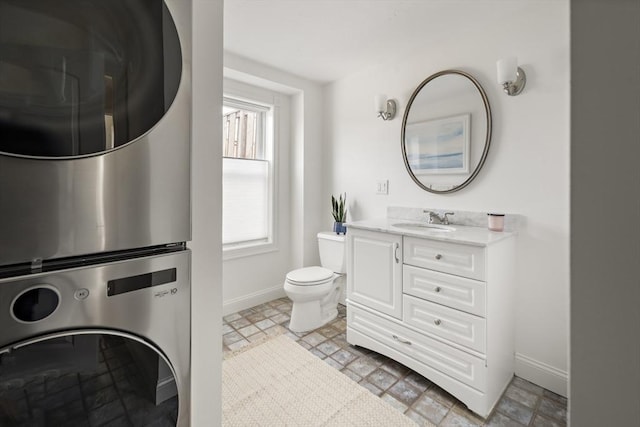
(74, 288, 90, 300)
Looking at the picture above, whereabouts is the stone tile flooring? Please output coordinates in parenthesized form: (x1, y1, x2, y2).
(222, 298, 568, 427)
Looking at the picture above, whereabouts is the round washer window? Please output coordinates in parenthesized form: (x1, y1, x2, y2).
(0, 0, 182, 157)
(0, 331, 180, 425)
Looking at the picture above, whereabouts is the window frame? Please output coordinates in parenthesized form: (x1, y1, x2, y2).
(221, 93, 278, 260)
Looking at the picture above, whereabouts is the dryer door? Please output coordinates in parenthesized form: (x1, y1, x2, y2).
(0, 331, 181, 426)
(0, 0, 182, 158)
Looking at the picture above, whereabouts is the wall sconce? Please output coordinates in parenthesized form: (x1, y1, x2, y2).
(496, 57, 526, 96)
(374, 94, 396, 120)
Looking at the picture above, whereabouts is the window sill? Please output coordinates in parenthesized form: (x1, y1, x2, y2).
(222, 241, 278, 261)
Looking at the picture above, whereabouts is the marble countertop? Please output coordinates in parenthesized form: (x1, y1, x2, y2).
(346, 217, 515, 247)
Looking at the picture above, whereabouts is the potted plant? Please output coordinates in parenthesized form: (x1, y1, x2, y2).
(331, 193, 347, 235)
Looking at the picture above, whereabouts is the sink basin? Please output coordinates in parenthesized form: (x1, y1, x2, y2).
(391, 222, 455, 232)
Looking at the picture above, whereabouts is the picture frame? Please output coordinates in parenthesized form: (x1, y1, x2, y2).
(404, 113, 471, 175)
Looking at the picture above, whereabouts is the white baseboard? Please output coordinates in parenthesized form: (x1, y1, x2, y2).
(223, 284, 287, 316)
(515, 353, 568, 397)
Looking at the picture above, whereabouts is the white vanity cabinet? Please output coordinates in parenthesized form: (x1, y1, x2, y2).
(346, 225, 516, 418)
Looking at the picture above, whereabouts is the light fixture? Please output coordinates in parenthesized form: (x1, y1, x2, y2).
(374, 94, 396, 120)
(496, 57, 526, 96)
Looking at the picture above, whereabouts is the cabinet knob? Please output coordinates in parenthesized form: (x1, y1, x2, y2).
(434, 319, 442, 326)
(435, 286, 441, 293)
(435, 254, 442, 260)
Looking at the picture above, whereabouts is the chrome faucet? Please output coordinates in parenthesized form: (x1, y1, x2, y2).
(424, 210, 455, 225)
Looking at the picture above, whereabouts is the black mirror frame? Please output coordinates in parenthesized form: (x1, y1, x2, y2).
(401, 69, 492, 194)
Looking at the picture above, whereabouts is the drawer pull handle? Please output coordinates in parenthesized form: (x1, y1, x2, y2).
(392, 335, 412, 345)
(434, 319, 442, 326)
(435, 286, 442, 293)
(435, 254, 442, 260)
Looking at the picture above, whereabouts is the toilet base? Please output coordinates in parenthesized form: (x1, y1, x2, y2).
(285, 275, 344, 333)
(289, 301, 338, 333)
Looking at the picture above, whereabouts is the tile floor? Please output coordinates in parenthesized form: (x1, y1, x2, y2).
(223, 298, 568, 427)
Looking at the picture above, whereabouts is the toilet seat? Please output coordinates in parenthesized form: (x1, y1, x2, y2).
(286, 266, 334, 286)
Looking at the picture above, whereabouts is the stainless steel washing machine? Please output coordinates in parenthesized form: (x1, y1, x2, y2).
(0, 1, 193, 424)
(0, 248, 191, 426)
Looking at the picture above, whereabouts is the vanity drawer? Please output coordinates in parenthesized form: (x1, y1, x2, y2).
(403, 265, 486, 317)
(404, 237, 485, 280)
(348, 304, 486, 390)
(403, 295, 486, 353)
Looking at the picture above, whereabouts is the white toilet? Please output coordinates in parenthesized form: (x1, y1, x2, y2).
(284, 232, 346, 333)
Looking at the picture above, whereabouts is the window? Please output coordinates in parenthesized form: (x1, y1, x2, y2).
(222, 97, 274, 252)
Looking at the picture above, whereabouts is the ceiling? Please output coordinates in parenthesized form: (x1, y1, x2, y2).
(223, 0, 519, 84)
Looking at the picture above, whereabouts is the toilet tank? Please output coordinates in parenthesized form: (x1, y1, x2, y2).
(317, 232, 346, 273)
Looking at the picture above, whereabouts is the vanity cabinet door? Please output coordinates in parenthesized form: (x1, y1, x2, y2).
(347, 229, 403, 319)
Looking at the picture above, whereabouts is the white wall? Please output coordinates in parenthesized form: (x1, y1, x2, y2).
(324, 2, 569, 395)
(222, 53, 325, 314)
(571, 1, 640, 425)
(190, 0, 222, 424)
(222, 77, 292, 313)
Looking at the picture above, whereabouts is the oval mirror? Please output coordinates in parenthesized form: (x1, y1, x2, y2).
(401, 70, 492, 193)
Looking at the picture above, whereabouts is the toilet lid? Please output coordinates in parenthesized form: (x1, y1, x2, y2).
(286, 266, 334, 285)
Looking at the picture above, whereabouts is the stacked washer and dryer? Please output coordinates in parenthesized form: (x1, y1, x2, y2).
(0, 0, 193, 425)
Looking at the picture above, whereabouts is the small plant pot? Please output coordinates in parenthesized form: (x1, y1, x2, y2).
(333, 222, 347, 235)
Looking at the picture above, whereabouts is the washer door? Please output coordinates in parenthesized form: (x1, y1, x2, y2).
(0, 331, 181, 426)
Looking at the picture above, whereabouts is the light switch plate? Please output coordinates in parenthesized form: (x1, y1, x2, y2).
(376, 180, 389, 195)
